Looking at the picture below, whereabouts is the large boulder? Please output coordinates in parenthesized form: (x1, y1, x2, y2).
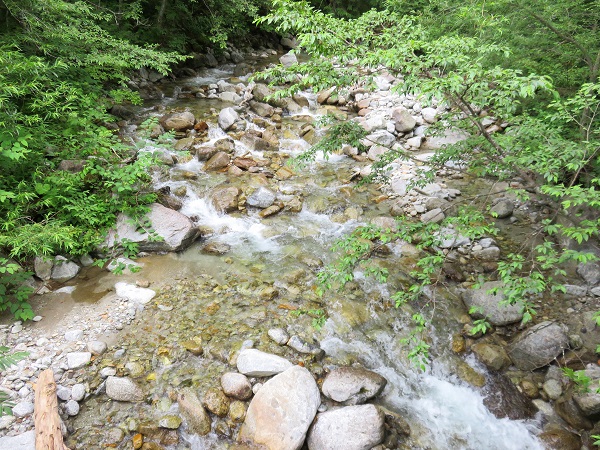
(50, 256, 80, 283)
(104, 203, 199, 253)
(321, 367, 387, 405)
(307, 404, 385, 450)
(238, 365, 320, 450)
(159, 111, 195, 131)
(218, 107, 239, 131)
(508, 321, 569, 370)
(462, 281, 524, 326)
(236, 349, 293, 377)
(280, 52, 298, 68)
(577, 261, 600, 285)
(573, 367, 600, 416)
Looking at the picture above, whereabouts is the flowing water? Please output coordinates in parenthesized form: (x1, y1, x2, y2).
(67, 60, 545, 449)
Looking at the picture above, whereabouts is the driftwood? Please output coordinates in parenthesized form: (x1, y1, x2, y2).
(34, 368, 70, 450)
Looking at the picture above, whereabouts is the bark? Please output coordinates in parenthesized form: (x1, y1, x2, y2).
(34, 369, 70, 450)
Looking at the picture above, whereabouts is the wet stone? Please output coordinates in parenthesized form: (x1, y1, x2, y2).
(268, 328, 290, 345)
(203, 388, 230, 417)
(287, 335, 324, 358)
(221, 372, 252, 400)
(322, 367, 387, 405)
(64, 399, 80, 416)
(71, 383, 86, 402)
(178, 389, 211, 436)
(158, 415, 182, 429)
(229, 400, 247, 422)
(105, 376, 144, 402)
(236, 349, 293, 377)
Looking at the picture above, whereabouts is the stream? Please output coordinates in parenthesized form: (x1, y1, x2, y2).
(62, 58, 546, 449)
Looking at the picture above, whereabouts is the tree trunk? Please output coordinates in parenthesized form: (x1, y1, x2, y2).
(157, 0, 167, 27)
(34, 369, 70, 450)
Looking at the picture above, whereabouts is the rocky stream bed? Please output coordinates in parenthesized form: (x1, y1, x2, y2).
(2, 44, 600, 450)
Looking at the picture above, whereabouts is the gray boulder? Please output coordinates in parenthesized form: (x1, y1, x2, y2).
(307, 404, 385, 450)
(462, 281, 524, 326)
(105, 376, 144, 402)
(250, 100, 275, 118)
(218, 107, 239, 131)
(322, 367, 387, 405)
(0, 430, 35, 450)
(34, 256, 53, 280)
(66, 352, 91, 369)
(574, 367, 600, 416)
(391, 107, 416, 133)
(246, 187, 276, 209)
(508, 321, 569, 370)
(236, 349, 293, 377)
(577, 261, 600, 285)
(159, 111, 195, 131)
(239, 365, 320, 450)
(491, 199, 514, 218)
(51, 256, 80, 283)
(280, 52, 298, 67)
(104, 203, 199, 253)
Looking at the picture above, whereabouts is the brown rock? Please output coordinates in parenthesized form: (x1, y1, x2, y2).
(204, 152, 230, 171)
(195, 146, 219, 161)
(211, 187, 241, 213)
(203, 388, 230, 417)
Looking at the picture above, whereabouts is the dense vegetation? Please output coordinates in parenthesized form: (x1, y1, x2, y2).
(0, 0, 267, 319)
(256, 0, 600, 366)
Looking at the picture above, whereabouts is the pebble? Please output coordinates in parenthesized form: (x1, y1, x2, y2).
(64, 400, 80, 416)
(32, 316, 43, 322)
(100, 367, 117, 378)
(267, 328, 290, 345)
(57, 386, 71, 401)
(87, 340, 108, 355)
(71, 384, 86, 402)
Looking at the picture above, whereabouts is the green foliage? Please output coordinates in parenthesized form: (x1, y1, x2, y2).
(0, 259, 34, 321)
(0, 346, 29, 416)
(290, 308, 327, 330)
(256, 0, 600, 369)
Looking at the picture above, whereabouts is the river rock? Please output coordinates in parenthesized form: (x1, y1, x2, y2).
(391, 107, 416, 133)
(236, 349, 293, 376)
(280, 52, 298, 67)
(221, 373, 252, 400)
(204, 151, 230, 171)
(577, 261, 600, 285)
(538, 425, 581, 450)
(250, 101, 274, 117)
(490, 199, 514, 218)
(246, 187, 276, 209)
(104, 203, 199, 252)
(322, 367, 387, 405)
(195, 146, 220, 161)
(573, 367, 600, 416)
(421, 107, 437, 123)
(238, 365, 320, 450)
(64, 399, 80, 416)
(268, 328, 290, 345)
(211, 187, 241, 213)
(71, 383, 86, 402)
(178, 389, 211, 436)
(115, 282, 156, 304)
(159, 415, 182, 429)
(219, 91, 242, 103)
(203, 388, 230, 417)
(12, 401, 34, 417)
(88, 340, 108, 355)
(159, 111, 195, 131)
(462, 281, 524, 326)
(307, 404, 385, 450)
(287, 336, 324, 358)
(471, 343, 511, 371)
(508, 321, 568, 370)
(421, 208, 445, 224)
(51, 256, 80, 282)
(0, 430, 35, 449)
(106, 376, 144, 402)
(34, 256, 53, 280)
(67, 352, 91, 369)
(218, 107, 239, 131)
(65, 329, 84, 342)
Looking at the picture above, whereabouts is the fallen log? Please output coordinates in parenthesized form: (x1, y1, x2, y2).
(34, 368, 70, 450)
